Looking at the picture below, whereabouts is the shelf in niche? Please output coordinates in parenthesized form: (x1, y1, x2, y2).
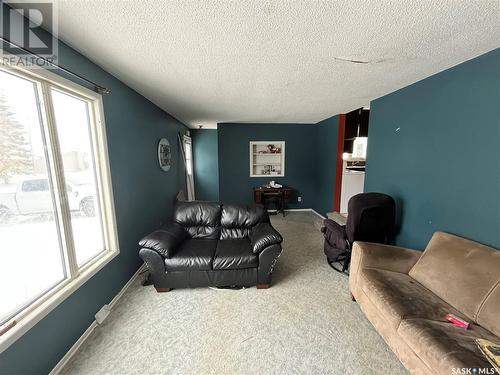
(250, 141, 285, 177)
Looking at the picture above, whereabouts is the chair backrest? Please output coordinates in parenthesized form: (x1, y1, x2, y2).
(346, 192, 395, 245)
(220, 204, 269, 239)
(174, 201, 222, 239)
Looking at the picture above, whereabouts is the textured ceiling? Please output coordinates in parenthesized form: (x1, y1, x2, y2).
(47, 1, 500, 127)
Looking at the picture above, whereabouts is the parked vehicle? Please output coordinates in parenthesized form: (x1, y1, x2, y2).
(0, 177, 96, 223)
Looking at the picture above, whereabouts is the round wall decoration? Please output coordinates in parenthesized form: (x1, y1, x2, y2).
(158, 138, 172, 172)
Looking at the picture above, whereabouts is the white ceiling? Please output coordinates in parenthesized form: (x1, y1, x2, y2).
(43, 1, 500, 127)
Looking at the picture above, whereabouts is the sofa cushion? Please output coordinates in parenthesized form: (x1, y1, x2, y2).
(409, 232, 500, 322)
(164, 239, 217, 271)
(360, 268, 467, 329)
(213, 239, 258, 270)
(398, 318, 499, 373)
(220, 204, 268, 239)
(174, 201, 222, 239)
(477, 283, 500, 338)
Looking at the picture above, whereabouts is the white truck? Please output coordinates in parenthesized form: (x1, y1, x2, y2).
(0, 177, 95, 223)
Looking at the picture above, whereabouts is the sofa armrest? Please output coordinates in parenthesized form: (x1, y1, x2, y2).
(138, 222, 186, 258)
(249, 223, 283, 254)
(349, 241, 422, 294)
(257, 244, 282, 285)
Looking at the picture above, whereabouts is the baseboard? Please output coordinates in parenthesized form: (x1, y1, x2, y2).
(49, 263, 146, 375)
(268, 208, 326, 219)
(310, 209, 326, 219)
(109, 264, 146, 309)
(49, 321, 98, 375)
(267, 208, 312, 213)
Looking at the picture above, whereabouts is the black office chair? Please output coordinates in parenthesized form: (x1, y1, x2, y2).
(321, 192, 396, 273)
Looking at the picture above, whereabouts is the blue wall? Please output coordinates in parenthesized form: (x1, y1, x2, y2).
(191, 129, 219, 201)
(218, 123, 318, 208)
(365, 48, 500, 250)
(313, 115, 339, 215)
(204, 119, 339, 214)
(0, 6, 188, 374)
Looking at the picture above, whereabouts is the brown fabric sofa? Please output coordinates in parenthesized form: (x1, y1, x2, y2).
(350, 231, 500, 374)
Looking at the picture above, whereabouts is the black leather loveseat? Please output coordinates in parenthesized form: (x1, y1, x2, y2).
(139, 202, 283, 292)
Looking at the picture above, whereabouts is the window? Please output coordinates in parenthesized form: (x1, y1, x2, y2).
(0, 64, 118, 348)
(184, 137, 193, 176)
(182, 135, 195, 200)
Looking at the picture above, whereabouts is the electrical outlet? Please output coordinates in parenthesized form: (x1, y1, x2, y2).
(298, 196, 302, 202)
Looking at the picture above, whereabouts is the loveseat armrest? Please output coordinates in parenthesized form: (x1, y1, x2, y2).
(349, 241, 422, 294)
(249, 223, 283, 254)
(138, 222, 186, 258)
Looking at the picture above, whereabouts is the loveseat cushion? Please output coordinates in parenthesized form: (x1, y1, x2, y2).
(220, 204, 268, 239)
(174, 201, 222, 239)
(398, 318, 499, 373)
(409, 232, 500, 322)
(164, 239, 217, 271)
(359, 268, 467, 329)
(213, 239, 258, 270)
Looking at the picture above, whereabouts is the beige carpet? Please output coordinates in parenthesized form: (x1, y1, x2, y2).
(60, 212, 407, 374)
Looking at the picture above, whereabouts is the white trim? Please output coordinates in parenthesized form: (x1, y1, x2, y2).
(267, 208, 311, 212)
(108, 264, 145, 309)
(249, 141, 285, 177)
(267, 208, 305, 213)
(49, 264, 145, 375)
(267, 208, 326, 219)
(48, 321, 98, 375)
(182, 135, 195, 200)
(310, 209, 327, 219)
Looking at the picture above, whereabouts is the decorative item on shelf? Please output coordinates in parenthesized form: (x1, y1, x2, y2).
(267, 144, 280, 153)
(157, 138, 172, 172)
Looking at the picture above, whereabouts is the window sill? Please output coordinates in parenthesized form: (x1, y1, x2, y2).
(0, 250, 119, 354)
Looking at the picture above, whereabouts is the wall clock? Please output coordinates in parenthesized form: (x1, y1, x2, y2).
(158, 138, 172, 172)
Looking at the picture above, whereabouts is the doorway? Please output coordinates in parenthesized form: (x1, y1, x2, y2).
(335, 108, 370, 214)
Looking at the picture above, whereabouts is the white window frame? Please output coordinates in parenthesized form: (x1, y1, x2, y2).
(182, 135, 195, 200)
(0, 61, 120, 353)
